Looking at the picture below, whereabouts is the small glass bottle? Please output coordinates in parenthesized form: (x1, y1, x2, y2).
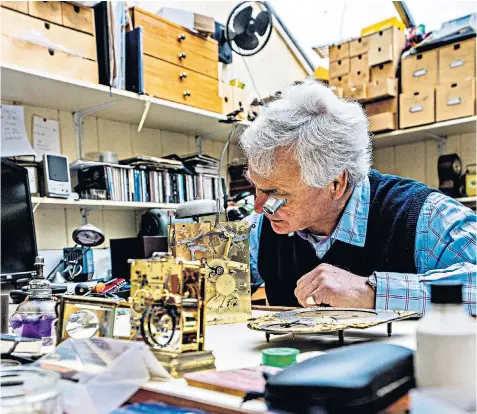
(9, 257, 57, 340)
(414, 281, 476, 389)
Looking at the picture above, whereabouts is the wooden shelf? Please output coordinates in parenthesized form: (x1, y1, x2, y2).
(373, 116, 477, 148)
(1, 64, 236, 141)
(31, 196, 179, 211)
(455, 196, 476, 205)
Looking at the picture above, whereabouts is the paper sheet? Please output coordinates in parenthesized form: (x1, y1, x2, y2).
(33, 115, 61, 160)
(0, 104, 35, 157)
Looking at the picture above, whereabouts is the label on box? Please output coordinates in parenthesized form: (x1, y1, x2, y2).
(449, 59, 464, 68)
(447, 97, 462, 106)
(413, 68, 427, 78)
(410, 105, 424, 113)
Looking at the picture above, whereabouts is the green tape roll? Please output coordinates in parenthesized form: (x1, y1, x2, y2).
(262, 347, 300, 368)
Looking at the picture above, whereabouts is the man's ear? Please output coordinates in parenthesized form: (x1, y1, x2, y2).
(330, 170, 349, 200)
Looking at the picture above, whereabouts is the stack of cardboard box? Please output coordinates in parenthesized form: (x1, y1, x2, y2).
(328, 27, 406, 133)
(400, 37, 475, 128)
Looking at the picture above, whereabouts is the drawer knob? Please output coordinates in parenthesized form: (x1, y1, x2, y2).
(179, 72, 188, 80)
(178, 52, 187, 60)
(183, 90, 191, 97)
(178, 33, 187, 42)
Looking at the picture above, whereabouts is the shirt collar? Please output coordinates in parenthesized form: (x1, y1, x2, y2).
(297, 176, 370, 247)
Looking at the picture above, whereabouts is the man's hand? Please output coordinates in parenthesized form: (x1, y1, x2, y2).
(294, 263, 375, 308)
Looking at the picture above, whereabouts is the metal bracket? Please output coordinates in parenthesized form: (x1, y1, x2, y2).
(195, 135, 203, 154)
(80, 207, 90, 225)
(73, 100, 118, 160)
(424, 132, 447, 156)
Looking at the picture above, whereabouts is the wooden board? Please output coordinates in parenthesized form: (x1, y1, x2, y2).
(1, 1, 29, 13)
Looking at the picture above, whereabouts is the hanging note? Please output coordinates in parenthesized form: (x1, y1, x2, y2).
(33, 115, 61, 160)
(0, 105, 35, 157)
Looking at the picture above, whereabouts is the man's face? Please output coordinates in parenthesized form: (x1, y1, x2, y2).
(246, 149, 335, 234)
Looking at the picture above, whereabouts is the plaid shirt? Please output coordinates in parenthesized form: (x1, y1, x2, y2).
(247, 176, 476, 315)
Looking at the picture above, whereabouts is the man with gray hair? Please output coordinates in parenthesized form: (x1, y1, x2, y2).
(240, 79, 476, 314)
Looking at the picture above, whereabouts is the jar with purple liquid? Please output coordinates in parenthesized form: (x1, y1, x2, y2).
(9, 256, 57, 340)
(10, 298, 57, 339)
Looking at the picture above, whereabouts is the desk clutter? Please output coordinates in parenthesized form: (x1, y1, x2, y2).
(324, 17, 476, 133)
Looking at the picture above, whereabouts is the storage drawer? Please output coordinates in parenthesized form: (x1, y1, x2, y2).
(61, 2, 94, 35)
(329, 42, 349, 62)
(368, 112, 396, 133)
(329, 58, 350, 78)
(28, 1, 62, 25)
(367, 27, 405, 67)
(144, 55, 222, 113)
(399, 89, 435, 129)
(329, 75, 349, 90)
(131, 8, 218, 79)
(1, 2, 29, 13)
(349, 37, 368, 57)
(439, 38, 476, 84)
(1, 7, 96, 61)
(401, 50, 438, 93)
(349, 53, 370, 85)
(2, 34, 98, 83)
(436, 79, 476, 122)
(370, 62, 396, 83)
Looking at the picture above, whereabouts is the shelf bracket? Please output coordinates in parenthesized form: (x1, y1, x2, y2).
(80, 207, 90, 225)
(424, 132, 447, 156)
(195, 135, 204, 154)
(74, 100, 118, 160)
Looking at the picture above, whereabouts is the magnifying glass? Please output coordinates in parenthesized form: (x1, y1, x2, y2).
(263, 196, 287, 215)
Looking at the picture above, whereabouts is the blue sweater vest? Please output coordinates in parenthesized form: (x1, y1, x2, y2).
(257, 170, 438, 306)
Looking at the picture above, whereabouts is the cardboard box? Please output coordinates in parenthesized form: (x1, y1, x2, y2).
(399, 89, 435, 128)
(439, 38, 476, 84)
(365, 97, 398, 116)
(349, 53, 370, 85)
(370, 62, 396, 83)
(367, 78, 397, 100)
(158, 7, 215, 34)
(401, 50, 438, 93)
(345, 83, 367, 101)
(350, 37, 368, 57)
(329, 75, 349, 90)
(436, 79, 476, 122)
(329, 58, 350, 78)
(368, 112, 397, 133)
(368, 27, 405, 67)
(329, 42, 349, 62)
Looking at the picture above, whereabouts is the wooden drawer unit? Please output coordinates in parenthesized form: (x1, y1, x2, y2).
(1, 4, 98, 84)
(61, 2, 94, 35)
(329, 42, 349, 62)
(28, 1, 62, 25)
(2, 35, 98, 83)
(1, 7, 96, 61)
(131, 8, 218, 79)
(401, 50, 438, 93)
(144, 56, 222, 113)
(329, 58, 350, 78)
(2, 1, 29, 13)
(367, 27, 405, 67)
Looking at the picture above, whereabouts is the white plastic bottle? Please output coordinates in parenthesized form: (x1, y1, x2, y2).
(414, 281, 476, 389)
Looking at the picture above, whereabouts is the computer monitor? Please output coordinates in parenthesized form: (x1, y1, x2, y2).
(1, 158, 38, 284)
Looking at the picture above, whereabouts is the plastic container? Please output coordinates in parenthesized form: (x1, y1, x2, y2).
(1, 367, 62, 414)
(414, 282, 476, 389)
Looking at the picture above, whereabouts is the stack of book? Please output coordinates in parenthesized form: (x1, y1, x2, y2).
(71, 155, 225, 204)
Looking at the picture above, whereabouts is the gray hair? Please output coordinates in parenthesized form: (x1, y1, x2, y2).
(239, 79, 372, 188)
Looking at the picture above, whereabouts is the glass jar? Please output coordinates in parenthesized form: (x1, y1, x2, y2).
(9, 299, 57, 340)
(1, 367, 62, 414)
